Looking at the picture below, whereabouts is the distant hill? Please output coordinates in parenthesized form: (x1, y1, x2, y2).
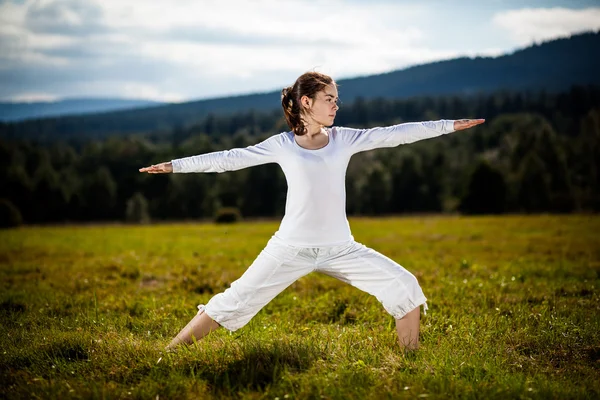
(2, 31, 599, 140)
(0, 98, 164, 122)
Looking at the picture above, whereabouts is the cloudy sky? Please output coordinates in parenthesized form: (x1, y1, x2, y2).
(1, 0, 599, 103)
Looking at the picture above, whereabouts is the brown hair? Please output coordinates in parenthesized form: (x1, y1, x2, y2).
(281, 71, 336, 136)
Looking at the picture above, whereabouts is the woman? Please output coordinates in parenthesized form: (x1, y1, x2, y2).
(140, 71, 484, 351)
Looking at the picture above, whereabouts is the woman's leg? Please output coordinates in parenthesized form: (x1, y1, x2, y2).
(317, 242, 427, 351)
(167, 237, 310, 349)
(166, 308, 220, 350)
(395, 307, 420, 350)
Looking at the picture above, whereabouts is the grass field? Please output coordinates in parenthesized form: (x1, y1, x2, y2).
(1, 215, 599, 399)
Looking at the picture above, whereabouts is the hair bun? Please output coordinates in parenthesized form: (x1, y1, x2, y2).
(281, 86, 294, 109)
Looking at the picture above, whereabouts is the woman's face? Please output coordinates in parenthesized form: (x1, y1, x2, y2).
(302, 84, 339, 127)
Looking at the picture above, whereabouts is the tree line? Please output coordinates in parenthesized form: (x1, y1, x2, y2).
(1, 85, 599, 226)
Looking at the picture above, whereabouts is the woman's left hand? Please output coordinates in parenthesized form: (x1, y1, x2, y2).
(454, 119, 485, 131)
(139, 162, 173, 173)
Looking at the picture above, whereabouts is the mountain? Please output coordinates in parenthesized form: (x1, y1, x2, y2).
(2, 31, 599, 140)
(0, 98, 165, 122)
(334, 31, 600, 99)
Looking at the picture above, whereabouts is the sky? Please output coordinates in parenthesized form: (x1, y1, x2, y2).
(0, 0, 599, 103)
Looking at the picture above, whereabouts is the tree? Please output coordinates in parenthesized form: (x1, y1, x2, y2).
(576, 108, 600, 210)
(242, 164, 286, 217)
(345, 177, 361, 216)
(494, 113, 576, 211)
(172, 124, 188, 149)
(351, 97, 369, 126)
(31, 160, 68, 223)
(389, 153, 426, 213)
(49, 142, 78, 170)
(166, 173, 214, 220)
(360, 162, 392, 215)
(0, 198, 23, 228)
(83, 166, 118, 220)
(125, 192, 150, 224)
(459, 160, 507, 214)
(517, 153, 551, 212)
(58, 167, 82, 222)
(0, 165, 33, 222)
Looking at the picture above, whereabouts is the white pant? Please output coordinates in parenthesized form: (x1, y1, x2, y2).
(198, 236, 428, 331)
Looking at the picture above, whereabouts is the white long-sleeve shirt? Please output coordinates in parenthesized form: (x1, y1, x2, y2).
(172, 120, 456, 246)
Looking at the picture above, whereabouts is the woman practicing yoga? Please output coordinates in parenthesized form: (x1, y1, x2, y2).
(139, 71, 484, 351)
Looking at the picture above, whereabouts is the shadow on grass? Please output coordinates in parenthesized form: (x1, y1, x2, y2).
(0, 298, 27, 313)
(187, 340, 322, 394)
(1, 334, 90, 387)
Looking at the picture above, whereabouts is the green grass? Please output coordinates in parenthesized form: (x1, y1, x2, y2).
(1, 215, 599, 399)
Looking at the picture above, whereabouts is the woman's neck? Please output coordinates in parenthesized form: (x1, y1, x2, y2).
(305, 121, 324, 137)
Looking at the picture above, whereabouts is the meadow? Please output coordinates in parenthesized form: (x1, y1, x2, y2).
(1, 215, 599, 399)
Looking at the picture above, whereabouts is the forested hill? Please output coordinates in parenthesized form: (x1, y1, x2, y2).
(0, 98, 164, 122)
(337, 31, 600, 99)
(2, 31, 599, 141)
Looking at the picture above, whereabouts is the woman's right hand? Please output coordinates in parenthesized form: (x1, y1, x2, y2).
(139, 162, 173, 173)
(453, 119, 485, 131)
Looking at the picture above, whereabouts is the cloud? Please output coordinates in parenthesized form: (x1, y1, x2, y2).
(160, 25, 351, 48)
(117, 82, 184, 103)
(8, 0, 591, 102)
(24, 0, 107, 36)
(8, 92, 60, 102)
(1, 0, 454, 101)
(493, 7, 600, 45)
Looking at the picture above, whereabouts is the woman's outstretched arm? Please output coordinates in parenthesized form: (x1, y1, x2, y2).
(338, 119, 485, 153)
(139, 134, 282, 174)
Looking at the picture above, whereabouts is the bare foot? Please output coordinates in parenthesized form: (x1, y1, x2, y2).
(167, 309, 221, 350)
